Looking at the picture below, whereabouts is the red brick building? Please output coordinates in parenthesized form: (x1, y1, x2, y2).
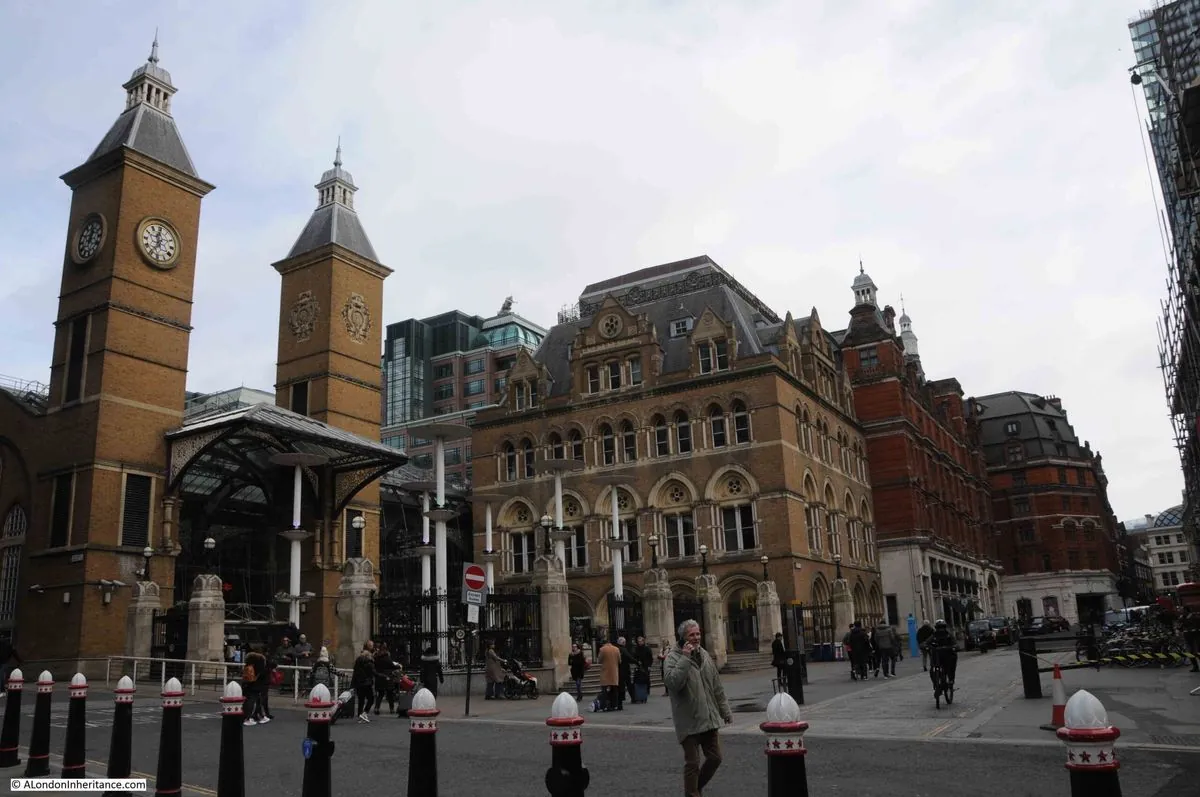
(834, 268, 1001, 628)
(973, 392, 1122, 625)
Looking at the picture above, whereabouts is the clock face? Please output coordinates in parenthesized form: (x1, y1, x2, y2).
(138, 219, 179, 267)
(71, 213, 106, 265)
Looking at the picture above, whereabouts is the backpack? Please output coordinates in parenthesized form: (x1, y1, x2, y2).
(243, 663, 257, 683)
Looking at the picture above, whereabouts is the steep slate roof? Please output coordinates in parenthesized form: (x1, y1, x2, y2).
(538, 256, 779, 398)
(287, 201, 378, 261)
(973, 391, 1089, 466)
(87, 102, 198, 177)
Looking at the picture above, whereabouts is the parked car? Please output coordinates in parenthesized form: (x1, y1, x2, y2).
(1043, 616, 1071, 633)
(987, 616, 1019, 645)
(965, 619, 997, 652)
(1021, 616, 1070, 636)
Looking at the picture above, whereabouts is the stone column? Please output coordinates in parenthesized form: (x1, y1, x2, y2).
(831, 577, 855, 636)
(532, 554, 571, 689)
(696, 574, 728, 671)
(642, 567, 675, 656)
(756, 580, 783, 651)
(186, 574, 226, 663)
(125, 581, 161, 659)
(335, 558, 376, 668)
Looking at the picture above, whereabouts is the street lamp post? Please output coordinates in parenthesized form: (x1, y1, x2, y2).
(699, 544, 709, 576)
(834, 553, 843, 581)
(648, 534, 659, 569)
(540, 514, 554, 558)
(204, 536, 216, 572)
(760, 554, 770, 582)
(141, 546, 153, 582)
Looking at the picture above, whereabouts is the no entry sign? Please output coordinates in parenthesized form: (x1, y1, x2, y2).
(461, 563, 488, 607)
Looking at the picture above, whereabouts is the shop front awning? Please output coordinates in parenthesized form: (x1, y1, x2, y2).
(166, 402, 407, 515)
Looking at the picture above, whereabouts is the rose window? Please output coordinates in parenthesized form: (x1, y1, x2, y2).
(600, 314, 622, 338)
(565, 499, 581, 518)
(668, 485, 686, 504)
(515, 507, 531, 524)
(617, 491, 631, 511)
(726, 476, 743, 496)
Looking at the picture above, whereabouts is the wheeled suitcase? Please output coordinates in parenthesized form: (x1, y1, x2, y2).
(633, 681, 649, 703)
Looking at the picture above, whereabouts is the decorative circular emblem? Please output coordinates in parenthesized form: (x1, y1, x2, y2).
(289, 291, 320, 342)
(667, 484, 686, 504)
(726, 476, 744, 496)
(515, 507, 532, 525)
(599, 314, 623, 339)
(564, 499, 581, 518)
(135, 217, 180, 269)
(71, 213, 107, 265)
(617, 491, 630, 511)
(342, 293, 372, 344)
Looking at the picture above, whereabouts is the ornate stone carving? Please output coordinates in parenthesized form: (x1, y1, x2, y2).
(599, 313, 623, 339)
(289, 291, 320, 342)
(168, 428, 227, 484)
(341, 293, 372, 344)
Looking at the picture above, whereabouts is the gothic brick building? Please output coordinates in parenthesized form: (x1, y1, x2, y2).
(0, 43, 401, 669)
(974, 392, 1121, 625)
(834, 268, 1001, 628)
(469, 256, 884, 653)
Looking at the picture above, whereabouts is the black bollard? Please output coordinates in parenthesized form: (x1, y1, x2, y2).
(301, 683, 335, 797)
(760, 691, 809, 797)
(545, 692, 589, 797)
(104, 675, 135, 797)
(218, 680, 246, 797)
(782, 649, 805, 705)
(61, 673, 88, 778)
(0, 667, 24, 769)
(154, 677, 185, 797)
(406, 687, 439, 797)
(1019, 637, 1043, 699)
(23, 670, 53, 777)
(1057, 689, 1122, 797)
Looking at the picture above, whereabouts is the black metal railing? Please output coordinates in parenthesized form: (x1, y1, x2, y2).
(672, 597, 705, 648)
(604, 597, 644, 643)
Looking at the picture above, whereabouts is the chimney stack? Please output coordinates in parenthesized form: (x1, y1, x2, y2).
(882, 305, 896, 333)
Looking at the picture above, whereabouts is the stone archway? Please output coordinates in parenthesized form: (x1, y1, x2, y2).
(725, 585, 760, 652)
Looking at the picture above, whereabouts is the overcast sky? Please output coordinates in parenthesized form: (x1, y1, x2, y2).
(0, 0, 1180, 520)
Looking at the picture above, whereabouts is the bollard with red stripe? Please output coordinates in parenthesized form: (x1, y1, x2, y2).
(23, 670, 54, 777)
(1056, 689, 1122, 797)
(406, 687, 439, 797)
(154, 677, 185, 797)
(760, 691, 810, 797)
(301, 683, 335, 797)
(60, 673, 89, 778)
(104, 675, 136, 797)
(218, 680, 245, 797)
(545, 691, 589, 797)
(0, 668, 24, 768)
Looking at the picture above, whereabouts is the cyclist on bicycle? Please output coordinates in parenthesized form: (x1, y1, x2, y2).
(923, 619, 958, 686)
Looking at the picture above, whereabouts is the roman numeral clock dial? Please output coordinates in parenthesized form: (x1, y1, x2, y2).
(70, 213, 107, 265)
(136, 217, 181, 269)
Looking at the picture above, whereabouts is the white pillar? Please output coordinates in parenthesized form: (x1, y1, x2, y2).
(610, 486, 624, 632)
(421, 491, 432, 634)
(291, 466, 302, 528)
(484, 503, 495, 590)
(434, 436, 449, 662)
(288, 465, 303, 627)
(553, 471, 566, 577)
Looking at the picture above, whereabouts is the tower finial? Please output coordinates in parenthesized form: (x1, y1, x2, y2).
(900, 292, 905, 314)
(149, 29, 160, 64)
(334, 136, 343, 167)
(859, 255, 864, 275)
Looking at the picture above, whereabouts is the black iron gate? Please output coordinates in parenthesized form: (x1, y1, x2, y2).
(672, 596, 705, 648)
(606, 596, 643, 642)
(373, 590, 543, 670)
(791, 601, 835, 659)
(150, 607, 188, 680)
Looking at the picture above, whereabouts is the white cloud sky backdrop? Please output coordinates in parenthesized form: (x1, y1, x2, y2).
(0, 0, 1179, 520)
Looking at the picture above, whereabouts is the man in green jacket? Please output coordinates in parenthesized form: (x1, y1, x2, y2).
(664, 620, 732, 797)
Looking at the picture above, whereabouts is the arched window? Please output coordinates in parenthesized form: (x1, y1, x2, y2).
(844, 493, 859, 560)
(824, 487, 840, 556)
(502, 443, 517, 481)
(709, 404, 727, 448)
(651, 414, 670, 457)
(522, 438, 535, 479)
(620, 420, 637, 462)
(732, 400, 750, 444)
(799, 409, 812, 453)
(820, 421, 832, 462)
(605, 488, 641, 565)
(568, 429, 584, 461)
(720, 474, 757, 551)
(548, 432, 564, 460)
(507, 504, 536, 574)
(600, 424, 616, 466)
(0, 505, 27, 627)
(804, 477, 821, 553)
(674, 410, 692, 454)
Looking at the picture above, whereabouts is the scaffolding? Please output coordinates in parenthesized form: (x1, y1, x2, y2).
(1138, 0, 1200, 574)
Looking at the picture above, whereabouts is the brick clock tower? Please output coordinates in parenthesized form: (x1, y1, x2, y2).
(273, 144, 392, 617)
(18, 39, 214, 660)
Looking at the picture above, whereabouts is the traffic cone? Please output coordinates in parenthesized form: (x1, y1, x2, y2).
(1040, 664, 1067, 731)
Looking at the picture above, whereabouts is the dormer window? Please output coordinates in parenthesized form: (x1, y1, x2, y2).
(1006, 443, 1024, 464)
(698, 339, 729, 374)
(1004, 421, 1020, 436)
(586, 366, 601, 394)
(671, 318, 694, 338)
(607, 361, 622, 390)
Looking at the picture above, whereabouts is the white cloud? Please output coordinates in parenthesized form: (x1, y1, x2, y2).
(0, 0, 1181, 517)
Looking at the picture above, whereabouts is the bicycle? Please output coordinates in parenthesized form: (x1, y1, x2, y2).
(928, 651, 954, 709)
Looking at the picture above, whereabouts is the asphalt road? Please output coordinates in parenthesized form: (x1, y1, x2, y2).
(4, 696, 1199, 796)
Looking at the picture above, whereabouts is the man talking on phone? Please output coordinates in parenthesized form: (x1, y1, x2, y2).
(664, 620, 732, 797)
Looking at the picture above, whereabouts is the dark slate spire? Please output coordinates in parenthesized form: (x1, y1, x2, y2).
(286, 142, 379, 261)
(82, 34, 199, 177)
